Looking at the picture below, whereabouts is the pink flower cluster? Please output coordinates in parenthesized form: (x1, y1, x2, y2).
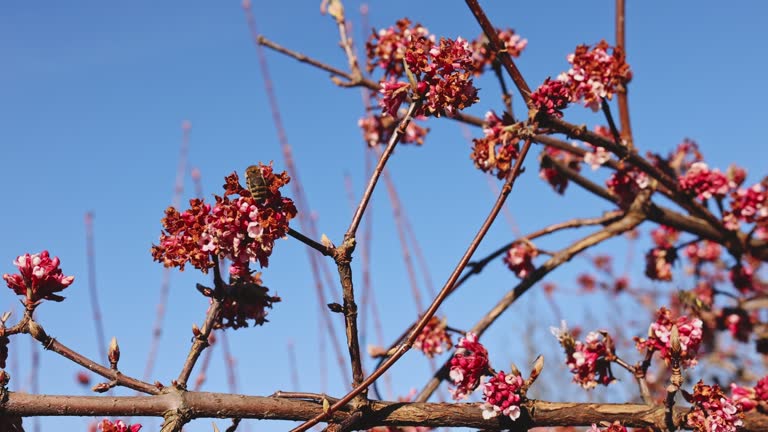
(644, 247, 677, 281)
(606, 167, 648, 208)
(469, 28, 527, 75)
(716, 307, 752, 343)
(557, 40, 632, 111)
(729, 262, 756, 294)
(650, 225, 680, 249)
(358, 113, 429, 147)
(503, 242, 537, 279)
(530, 78, 570, 118)
(539, 145, 583, 194)
(98, 419, 142, 432)
(414, 316, 452, 358)
(448, 332, 489, 400)
(565, 331, 615, 389)
(731, 375, 768, 412)
(366, 18, 432, 78)
(470, 111, 520, 178)
(379, 36, 479, 118)
(152, 166, 297, 273)
(686, 382, 743, 432)
(724, 182, 767, 233)
(678, 162, 732, 200)
(3, 251, 75, 304)
(199, 271, 281, 330)
(683, 240, 722, 264)
(635, 307, 703, 367)
(480, 371, 525, 421)
(586, 421, 627, 432)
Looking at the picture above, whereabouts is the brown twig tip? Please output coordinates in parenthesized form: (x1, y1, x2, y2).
(108, 337, 120, 369)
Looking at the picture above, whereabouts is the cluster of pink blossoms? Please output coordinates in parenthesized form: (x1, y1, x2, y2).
(552, 323, 615, 389)
(606, 167, 648, 208)
(558, 40, 632, 111)
(413, 316, 452, 358)
(650, 225, 680, 249)
(731, 375, 768, 412)
(3, 251, 75, 305)
(448, 332, 489, 400)
(586, 421, 627, 432)
(470, 111, 520, 178)
(358, 113, 429, 147)
(95, 419, 141, 432)
(469, 28, 527, 75)
(724, 182, 767, 235)
(644, 247, 677, 281)
(678, 162, 732, 200)
(686, 382, 743, 432)
(377, 34, 479, 118)
(635, 307, 703, 367)
(503, 242, 538, 279)
(480, 371, 525, 421)
(151, 165, 297, 272)
(366, 18, 432, 78)
(198, 271, 281, 330)
(683, 240, 722, 264)
(715, 307, 752, 343)
(530, 78, 570, 118)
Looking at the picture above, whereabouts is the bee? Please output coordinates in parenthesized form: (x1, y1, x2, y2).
(245, 165, 269, 202)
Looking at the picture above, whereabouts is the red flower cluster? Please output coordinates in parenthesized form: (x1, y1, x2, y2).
(3, 251, 74, 305)
(539, 145, 583, 194)
(635, 307, 703, 367)
(530, 78, 570, 118)
(724, 182, 767, 233)
(606, 167, 648, 208)
(715, 307, 752, 343)
(379, 36, 479, 118)
(557, 40, 632, 111)
(366, 18, 432, 78)
(650, 225, 680, 249)
(686, 381, 743, 432)
(503, 242, 538, 279)
(98, 419, 141, 432)
(480, 371, 525, 421)
(448, 332, 489, 400)
(413, 316, 452, 358)
(358, 113, 429, 147)
(587, 422, 627, 432)
(644, 247, 676, 281)
(470, 111, 520, 178)
(683, 240, 722, 264)
(661, 138, 703, 176)
(469, 28, 527, 75)
(151, 165, 297, 273)
(554, 327, 615, 390)
(729, 262, 757, 294)
(678, 162, 732, 200)
(200, 271, 281, 330)
(731, 375, 768, 412)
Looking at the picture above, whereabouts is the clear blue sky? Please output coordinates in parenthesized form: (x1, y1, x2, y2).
(1, 1, 766, 431)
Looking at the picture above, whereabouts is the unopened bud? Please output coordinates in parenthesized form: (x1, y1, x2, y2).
(1, 311, 12, 324)
(530, 355, 544, 381)
(0, 369, 10, 386)
(28, 320, 48, 342)
(108, 337, 120, 368)
(92, 382, 111, 393)
(509, 361, 521, 377)
(670, 325, 681, 357)
(192, 323, 201, 338)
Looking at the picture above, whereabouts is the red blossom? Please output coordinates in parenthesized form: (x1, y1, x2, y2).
(724, 182, 767, 231)
(683, 241, 722, 264)
(413, 316, 452, 358)
(678, 162, 732, 200)
(358, 114, 429, 147)
(715, 307, 752, 343)
(469, 28, 527, 75)
(530, 78, 570, 118)
(644, 247, 677, 281)
(650, 225, 680, 249)
(152, 165, 297, 272)
(587, 421, 628, 432)
(366, 18, 432, 78)
(98, 419, 142, 432)
(3, 250, 75, 304)
(480, 371, 525, 420)
(379, 80, 411, 117)
(606, 167, 648, 208)
(686, 381, 743, 432)
(558, 40, 632, 111)
(448, 333, 489, 400)
(729, 262, 757, 294)
(553, 325, 615, 390)
(635, 307, 703, 367)
(199, 271, 281, 330)
(539, 145, 583, 194)
(503, 242, 537, 279)
(470, 111, 520, 178)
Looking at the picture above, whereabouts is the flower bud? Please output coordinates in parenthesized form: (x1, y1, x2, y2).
(108, 337, 120, 368)
(28, 320, 48, 342)
(92, 382, 111, 393)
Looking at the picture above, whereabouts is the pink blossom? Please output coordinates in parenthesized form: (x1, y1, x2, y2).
(413, 316, 452, 358)
(644, 247, 676, 282)
(480, 371, 525, 421)
(503, 242, 537, 279)
(606, 167, 648, 208)
(3, 251, 75, 304)
(583, 144, 610, 170)
(470, 111, 520, 178)
(379, 80, 411, 117)
(98, 419, 142, 432)
(558, 41, 632, 111)
(366, 18, 432, 78)
(565, 331, 615, 389)
(679, 162, 732, 200)
(726, 183, 767, 228)
(539, 145, 583, 194)
(635, 307, 703, 367)
(448, 333, 489, 400)
(530, 78, 570, 118)
(650, 225, 680, 249)
(687, 382, 743, 432)
(470, 28, 527, 75)
(684, 241, 722, 264)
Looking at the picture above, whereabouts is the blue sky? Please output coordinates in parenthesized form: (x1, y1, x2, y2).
(1, 1, 767, 431)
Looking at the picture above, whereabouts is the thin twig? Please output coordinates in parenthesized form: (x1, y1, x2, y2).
(288, 228, 334, 256)
(615, 0, 634, 148)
